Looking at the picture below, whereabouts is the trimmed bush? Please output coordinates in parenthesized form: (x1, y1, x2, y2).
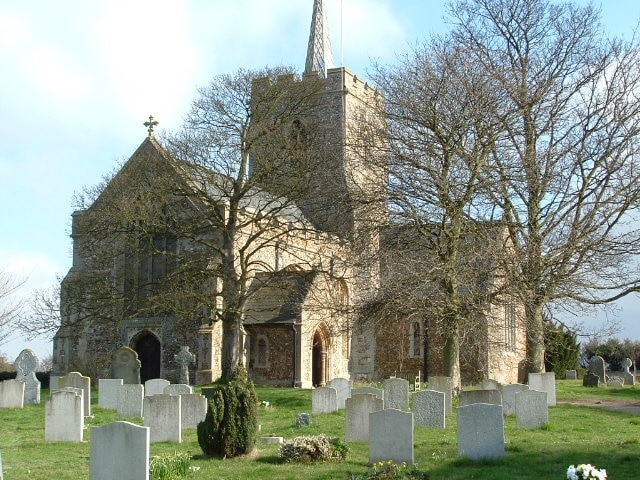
(280, 434, 349, 463)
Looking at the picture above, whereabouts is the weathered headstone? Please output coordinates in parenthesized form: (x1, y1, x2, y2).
(582, 372, 600, 387)
(180, 394, 208, 429)
(143, 394, 181, 442)
(60, 372, 91, 416)
(383, 377, 410, 411)
(49, 375, 62, 390)
(622, 358, 635, 385)
(500, 384, 529, 417)
(412, 389, 445, 428)
(428, 376, 453, 414)
(145, 378, 170, 397)
(328, 377, 352, 410)
(98, 379, 123, 409)
(311, 386, 338, 414)
(369, 409, 414, 465)
(608, 376, 624, 387)
(565, 370, 577, 380)
(15, 348, 41, 404)
(351, 386, 383, 402)
(345, 393, 384, 442)
(480, 379, 501, 390)
(0, 379, 25, 408)
(174, 346, 196, 385)
(296, 412, 311, 427)
(528, 372, 556, 406)
(117, 384, 144, 418)
(515, 389, 548, 429)
(457, 403, 505, 460)
(164, 384, 193, 395)
(459, 389, 502, 407)
(110, 346, 141, 384)
(588, 355, 606, 385)
(45, 389, 84, 442)
(90, 421, 149, 480)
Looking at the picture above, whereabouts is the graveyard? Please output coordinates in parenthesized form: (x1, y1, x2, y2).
(0, 377, 639, 479)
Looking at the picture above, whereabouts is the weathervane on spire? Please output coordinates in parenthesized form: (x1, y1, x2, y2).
(144, 115, 159, 137)
(305, 0, 335, 78)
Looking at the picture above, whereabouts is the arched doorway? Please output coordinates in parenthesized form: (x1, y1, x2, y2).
(131, 331, 161, 383)
(312, 325, 329, 387)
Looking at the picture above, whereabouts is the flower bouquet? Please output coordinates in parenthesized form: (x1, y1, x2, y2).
(567, 464, 607, 480)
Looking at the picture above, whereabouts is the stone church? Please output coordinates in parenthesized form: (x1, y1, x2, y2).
(52, 0, 527, 387)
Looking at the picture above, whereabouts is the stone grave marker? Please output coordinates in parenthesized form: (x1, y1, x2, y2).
(0, 448, 3, 480)
(528, 372, 556, 406)
(117, 384, 144, 418)
(174, 346, 196, 385)
(500, 384, 528, 417)
(45, 389, 84, 442)
(565, 370, 577, 380)
(110, 346, 141, 384)
(345, 393, 384, 442)
(515, 389, 548, 429)
(583, 372, 600, 387)
(457, 403, 505, 460)
(428, 376, 453, 414)
(90, 421, 149, 480)
(296, 413, 311, 427)
(98, 379, 123, 409)
(0, 379, 25, 408)
(143, 394, 182, 442)
(145, 378, 170, 397)
(180, 394, 208, 429)
(15, 348, 40, 404)
(622, 358, 635, 385)
(351, 386, 383, 402)
(369, 408, 414, 465)
(60, 372, 91, 416)
(480, 379, 501, 390)
(383, 377, 410, 411)
(328, 377, 352, 410)
(164, 384, 193, 395)
(459, 389, 502, 407)
(588, 355, 606, 385)
(49, 375, 62, 390)
(311, 386, 338, 414)
(608, 376, 624, 387)
(412, 390, 445, 428)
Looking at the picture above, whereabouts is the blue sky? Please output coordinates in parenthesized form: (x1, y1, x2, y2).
(1, 0, 640, 361)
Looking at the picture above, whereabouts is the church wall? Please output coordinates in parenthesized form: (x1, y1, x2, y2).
(247, 324, 295, 386)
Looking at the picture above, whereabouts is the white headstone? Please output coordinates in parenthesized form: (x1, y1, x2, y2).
(412, 390, 445, 428)
(457, 403, 505, 460)
(117, 384, 144, 418)
(311, 386, 338, 414)
(515, 389, 548, 429)
(527, 372, 556, 406)
(163, 384, 193, 395)
(90, 421, 149, 480)
(45, 389, 84, 442)
(143, 394, 182, 442)
(145, 378, 170, 397)
(345, 393, 383, 442)
(621, 358, 635, 385)
(0, 379, 24, 408)
(180, 394, 208, 429)
(61, 372, 91, 416)
(328, 378, 352, 410)
(428, 376, 453, 414)
(15, 349, 41, 404)
(459, 389, 502, 407)
(500, 384, 528, 417)
(369, 409, 414, 465)
(383, 378, 410, 411)
(98, 379, 123, 409)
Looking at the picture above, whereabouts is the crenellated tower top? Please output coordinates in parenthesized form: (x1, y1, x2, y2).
(305, 0, 334, 78)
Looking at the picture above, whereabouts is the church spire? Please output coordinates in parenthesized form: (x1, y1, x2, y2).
(305, 0, 334, 78)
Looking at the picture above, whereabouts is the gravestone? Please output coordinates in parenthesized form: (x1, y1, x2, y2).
(500, 384, 528, 417)
(145, 378, 170, 397)
(480, 379, 501, 390)
(582, 372, 600, 387)
(143, 394, 181, 442)
(311, 386, 338, 414)
(60, 372, 91, 416)
(412, 390, 445, 428)
(164, 384, 193, 395)
(351, 386, 383, 402)
(457, 403, 505, 460)
(110, 346, 141, 385)
(383, 377, 410, 411)
(459, 389, 502, 407)
(345, 393, 384, 442)
(515, 389, 548, 429)
(174, 346, 196, 385)
(117, 384, 144, 418)
(0, 379, 25, 408)
(15, 348, 41, 404)
(90, 421, 149, 480)
(98, 379, 123, 409)
(428, 376, 453, 414)
(180, 394, 208, 429)
(49, 375, 62, 390)
(328, 377, 352, 410)
(565, 370, 577, 380)
(0, 448, 3, 480)
(296, 413, 311, 427)
(608, 376, 624, 387)
(588, 355, 606, 384)
(369, 408, 414, 465)
(621, 358, 635, 385)
(45, 389, 84, 442)
(528, 372, 556, 406)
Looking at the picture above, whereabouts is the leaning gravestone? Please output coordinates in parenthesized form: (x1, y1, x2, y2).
(180, 394, 208, 430)
(45, 389, 84, 442)
(90, 421, 149, 480)
(312, 386, 338, 414)
(143, 394, 181, 443)
(588, 355, 606, 385)
(412, 389, 445, 429)
(428, 376, 453, 414)
(457, 403, 505, 460)
(0, 379, 25, 408)
(383, 377, 410, 411)
(369, 409, 414, 465)
(117, 384, 144, 418)
(15, 348, 41, 404)
(582, 372, 600, 387)
(98, 379, 123, 409)
(110, 346, 141, 385)
(621, 358, 635, 385)
(500, 384, 528, 417)
(145, 378, 170, 397)
(459, 389, 502, 407)
(328, 377, 352, 410)
(60, 372, 91, 416)
(528, 372, 556, 406)
(515, 389, 548, 429)
(345, 393, 383, 442)
(174, 346, 196, 385)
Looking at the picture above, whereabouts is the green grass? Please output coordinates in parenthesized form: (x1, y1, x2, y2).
(1, 380, 639, 479)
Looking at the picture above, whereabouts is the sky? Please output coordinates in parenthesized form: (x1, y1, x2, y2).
(2, 0, 640, 362)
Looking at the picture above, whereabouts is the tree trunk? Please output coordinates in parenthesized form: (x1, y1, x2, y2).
(525, 300, 546, 374)
(221, 316, 242, 380)
(442, 323, 461, 390)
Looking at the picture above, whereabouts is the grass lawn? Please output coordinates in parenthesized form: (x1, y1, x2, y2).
(1, 380, 639, 479)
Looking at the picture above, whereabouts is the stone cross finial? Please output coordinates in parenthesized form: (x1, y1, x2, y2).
(143, 115, 159, 137)
(174, 346, 196, 385)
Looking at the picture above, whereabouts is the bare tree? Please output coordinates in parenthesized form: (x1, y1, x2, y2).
(0, 268, 24, 347)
